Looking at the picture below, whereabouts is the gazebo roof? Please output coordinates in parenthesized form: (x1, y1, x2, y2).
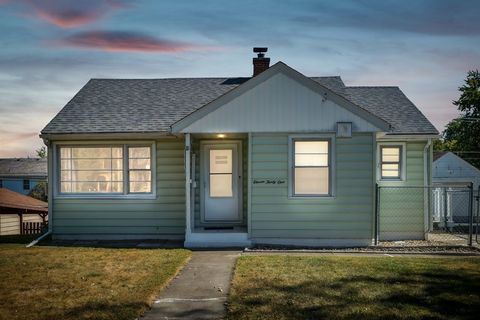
(0, 188, 48, 213)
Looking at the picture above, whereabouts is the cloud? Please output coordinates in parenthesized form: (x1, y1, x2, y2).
(4, 0, 129, 28)
(294, 0, 480, 36)
(56, 31, 213, 53)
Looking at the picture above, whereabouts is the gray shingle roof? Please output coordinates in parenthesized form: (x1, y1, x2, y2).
(41, 76, 438, 135)
(0, 158, 47, 177)
(343, 87, 438, 134)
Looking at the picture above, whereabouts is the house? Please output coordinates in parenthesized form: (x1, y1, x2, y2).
(0, 158, 47, 195)
(0, 188, 48, 235)
(432, 151, 480, 228)
(40, 48, 439, 247)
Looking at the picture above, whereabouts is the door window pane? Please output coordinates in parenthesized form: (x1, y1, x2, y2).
(210, 174, 233, 197)
(209, 149, 233, 197)
(210, 149, 232, 174)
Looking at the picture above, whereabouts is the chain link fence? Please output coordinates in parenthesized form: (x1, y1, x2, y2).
(375, 185, 479, 246)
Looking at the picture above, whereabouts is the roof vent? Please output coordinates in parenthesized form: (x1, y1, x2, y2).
(252, 47, 270, 76)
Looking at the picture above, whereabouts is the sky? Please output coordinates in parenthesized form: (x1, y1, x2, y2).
(0, 0, 479, 157)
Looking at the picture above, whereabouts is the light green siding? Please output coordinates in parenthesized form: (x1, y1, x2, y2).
(250, 133, 374, 241)
(52, 139, 186, 240)
(378, 141, 428, 240)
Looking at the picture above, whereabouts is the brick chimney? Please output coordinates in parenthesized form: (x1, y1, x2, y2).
(252, 47, 270, 76)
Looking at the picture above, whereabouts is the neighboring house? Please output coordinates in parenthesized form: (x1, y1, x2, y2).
(0, 188, 48, 235)
(0, 158, 47, 195)
(40, 49, 439, 247)
(432, 151, 480, 228)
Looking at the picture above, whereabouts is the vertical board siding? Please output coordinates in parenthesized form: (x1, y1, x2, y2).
(52, 139, 186, 239)
(250, 133, 374, 240)
(378, 141, 427, 240)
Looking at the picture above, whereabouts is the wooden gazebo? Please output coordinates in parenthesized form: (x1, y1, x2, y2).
(0, 188, 48, 235)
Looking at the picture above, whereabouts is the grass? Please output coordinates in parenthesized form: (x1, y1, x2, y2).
(0, 244, 190, 320)
(227, 255, 480, 320)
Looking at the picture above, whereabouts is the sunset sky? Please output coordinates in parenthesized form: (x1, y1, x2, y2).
(0, 0, 479, 157)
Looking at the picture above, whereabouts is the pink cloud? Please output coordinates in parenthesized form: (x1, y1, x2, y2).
(56, 31, 215, 53)
(4, 0, 129, 28)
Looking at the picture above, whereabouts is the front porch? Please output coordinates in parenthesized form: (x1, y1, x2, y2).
(183, 133, 251, 248)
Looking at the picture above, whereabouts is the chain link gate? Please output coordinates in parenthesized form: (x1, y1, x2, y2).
(375, 184, 479, 246)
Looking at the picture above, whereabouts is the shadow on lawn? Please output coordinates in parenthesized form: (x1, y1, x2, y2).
(230, 268, 480, 320)
(60, 301, 148, 320)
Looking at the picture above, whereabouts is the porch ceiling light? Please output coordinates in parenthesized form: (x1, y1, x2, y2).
(217, 134, 226, 138)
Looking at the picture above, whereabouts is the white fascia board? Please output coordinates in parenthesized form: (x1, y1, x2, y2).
(40, 132, 173, 141)
(377, 132, 440, 140)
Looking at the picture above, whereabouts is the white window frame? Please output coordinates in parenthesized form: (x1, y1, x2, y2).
(53, 141, 156, 199)
(288, 134, 336, 199)
(377, 142, 406, 181)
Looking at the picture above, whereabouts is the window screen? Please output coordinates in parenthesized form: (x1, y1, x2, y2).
(293, 140, 330, 196)
(380, 146, 401, 179)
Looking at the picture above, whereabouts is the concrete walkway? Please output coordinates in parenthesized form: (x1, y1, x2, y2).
(142, 251, 240, 320)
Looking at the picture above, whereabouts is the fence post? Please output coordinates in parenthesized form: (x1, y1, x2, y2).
(443, 187, 448, 230)
(374, 183, 379, 245)
(476, 188, 480, 244)
(468, 182, 474, 246)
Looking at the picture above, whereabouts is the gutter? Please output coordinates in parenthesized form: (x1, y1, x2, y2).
(26, 230, 52, 248)
(423, 139, 432, 237)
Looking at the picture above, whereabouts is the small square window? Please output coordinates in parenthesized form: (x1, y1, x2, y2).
(379, 145, 403, 180)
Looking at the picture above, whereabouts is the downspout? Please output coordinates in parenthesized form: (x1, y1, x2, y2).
(423, 139, 432, 238)
(26, 230, 52, 248)
(27, 139, 53, 248)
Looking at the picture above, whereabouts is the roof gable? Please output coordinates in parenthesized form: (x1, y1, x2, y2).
(172, 62, 391, 133)
(433, 152, 480, 179)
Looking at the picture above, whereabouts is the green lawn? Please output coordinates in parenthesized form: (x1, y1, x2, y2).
(0, 244, 190, 320)
(227, 255, 480, 320)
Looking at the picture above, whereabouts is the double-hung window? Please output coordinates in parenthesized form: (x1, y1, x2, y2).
(379, 144, 403, 180)
(290, 137, 332, 197)
(58, 144, 153, 196)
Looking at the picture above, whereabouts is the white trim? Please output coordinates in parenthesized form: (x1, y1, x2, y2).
(377, 133, 439, 140)
(40, 132, 174, 141)
(288, 134, 336, 199)
(53, 141, 157, 199)
(376, 142, 406, 182)
(185, 133, 192, 235)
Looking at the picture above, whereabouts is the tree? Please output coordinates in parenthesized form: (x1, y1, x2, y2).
(36, 146, 47, 158)
(438, 70, 480, 168)
(28, 181, 47, 202)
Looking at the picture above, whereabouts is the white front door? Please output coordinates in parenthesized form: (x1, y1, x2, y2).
(201, 141, 242, 222)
